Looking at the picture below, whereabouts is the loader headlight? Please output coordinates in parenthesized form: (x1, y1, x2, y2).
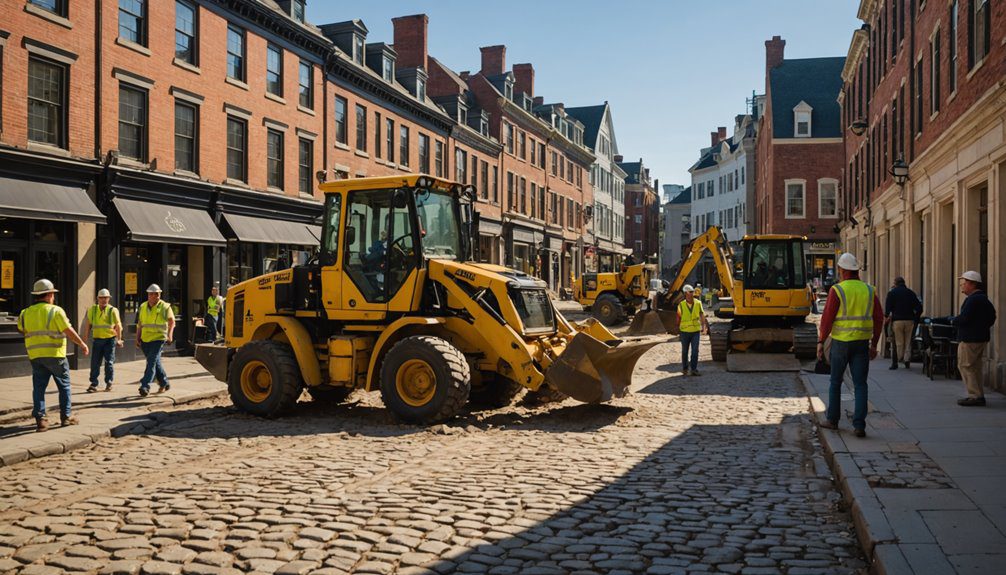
(416, 176, 432, 189)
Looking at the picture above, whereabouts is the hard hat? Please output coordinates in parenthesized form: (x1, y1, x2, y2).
(31, 279, 58, 295)
(146, 284, 163, 293)
(683, 284, 695, 293)
(97, 288, 111, 298)
(837, 253, 860, 271)
(959, 270, 983, 283)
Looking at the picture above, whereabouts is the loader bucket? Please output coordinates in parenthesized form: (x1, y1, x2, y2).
(195, 343, 229, 382)
(544, 332, 665, 404)
(625, 309, 680, 336)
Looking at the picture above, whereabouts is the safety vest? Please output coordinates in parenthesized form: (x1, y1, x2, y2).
(678, 299, 703, 333)
(831, 279, 875, 342)
(139, 300, 172, 343)
(88, 304, 120, 340)
(206, 295, 221, 318)
(18, 303, 68, 360)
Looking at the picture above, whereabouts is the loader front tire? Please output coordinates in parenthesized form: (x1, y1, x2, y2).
(593, 294, 625, 326)
(228, 340, 303, 417)
(380, 336, 470, 424)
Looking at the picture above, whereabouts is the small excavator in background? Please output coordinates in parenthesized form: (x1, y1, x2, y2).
(627, 226, 817, 370)
(572, 263, 655, 326)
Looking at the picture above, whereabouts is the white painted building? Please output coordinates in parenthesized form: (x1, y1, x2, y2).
(689, 114, 759, 244)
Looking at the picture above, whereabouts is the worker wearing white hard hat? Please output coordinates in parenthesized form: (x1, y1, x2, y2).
(677, 284, 708, 376)
(17, 279, 90, 432)
(81, 288, 124, 393)
(136, 283, 175, 396)
(951, 271, 997, 406)
(817, 253, 883, 437)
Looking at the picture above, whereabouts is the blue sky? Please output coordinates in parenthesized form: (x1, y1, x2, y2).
(308, 1, 860, 190)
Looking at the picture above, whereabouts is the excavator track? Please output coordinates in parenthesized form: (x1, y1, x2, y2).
(792, 323, 819, 359)
(709, 322, 731, 362)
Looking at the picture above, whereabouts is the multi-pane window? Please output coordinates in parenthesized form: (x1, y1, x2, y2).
(506, 124, 514, 154)
(519, 178, 526, 213)
(292, 0, 306, 23)
(355, 104, 367, 152)
(266, 130, 284, 189)
(969, 0, 990, 68)
(914, 59, 923, 135)
(226, 117, 247, 182)
(507, 172, 514, 209)
(374, 112, 382, 158)
(419, 134, 430, 174)
(400, 126, 410, 167)
(481, 161, 489, 201)
(175, 1, 197, 65)
(227, 25, 245, 81)
(470, 155, 477, 186)
(334, 96, 347, 144)
(455, 148, 467, 183)
(27, 58, 66, 148)
(119, 0, 146, 46)
(174, 102, 197, 172)
(416, 77, 426, 101)
(266, 44, 283, 96)
(298, 138, 313, 195)
(434, 140, 444, 177)
(29, 0, 66, 16)
(385, 119, 394, 162)
(930, 31, 940, 115)
(819, 180, 838, 218)
(382, 57, 394, 82)
(519, 132, 526, 160)
(492, 166, 499, 203)
(353, 36, 364, 65)
(785, 181, 805, 218)
(538, 143, 545, 168)
(949, 1, 959, 93)
(118, 85, 147, 161)
(298, 61, 312, 108)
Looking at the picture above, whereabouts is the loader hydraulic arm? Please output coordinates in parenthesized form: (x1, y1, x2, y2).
(666, 226, 737, 300)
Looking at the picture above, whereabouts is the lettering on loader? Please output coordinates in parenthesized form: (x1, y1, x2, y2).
(453, 269, 476, 283)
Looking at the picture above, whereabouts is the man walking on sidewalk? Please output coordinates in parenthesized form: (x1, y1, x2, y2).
(817, 253, 884, 437)
(81, 288, 124, 392)
(677, 284, 709, 376)
(17, 279, 89, 432)
(136, 284, 175, 397)
(952, 271, 997, 407)
(885, 276, 922, 370)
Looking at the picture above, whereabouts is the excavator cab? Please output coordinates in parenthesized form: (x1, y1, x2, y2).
(740, 237, 808, 311)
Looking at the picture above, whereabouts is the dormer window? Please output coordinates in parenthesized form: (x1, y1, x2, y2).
(504, 79, 514, 101)
(480, 117, 488, 137)
(382, 56, 394, 82)
(793, 101, 813, 137)
(353, 35, 364, 65)
(416, 76, 426, 101)
(458, 105, 468, 126)
(292, 0, 305, 23)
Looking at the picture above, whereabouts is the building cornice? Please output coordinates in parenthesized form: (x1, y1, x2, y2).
(842, 29, 870, 83)
(451, 124, 503, 157)
(857, 0, 878, 22)
(207, 0, 330, 60)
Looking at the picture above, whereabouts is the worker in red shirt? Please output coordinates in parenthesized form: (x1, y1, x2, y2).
(817, 253, 884, 437)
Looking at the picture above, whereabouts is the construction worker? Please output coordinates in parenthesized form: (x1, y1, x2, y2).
(817, 253, 883, 437)
(136, 284, 175, 397)
(204, 284, 223, 341)
(17, 279, 89, 432)
(81, 288, 124, 392)
(677, 284, 709, 376)
(951, 271, 997, 406)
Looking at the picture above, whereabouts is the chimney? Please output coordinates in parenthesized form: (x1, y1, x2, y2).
(480, 45, 506, 76)
(717, 126, 727, 141)
(459, 71, 470, 81)
(765, 35, 786, 70)
(513, 63, 534, 98)
(614, 154, 623, 163)
(392, 14, 428, 71)
(533, 96, 544, 107)
(710, 131, 719, 147)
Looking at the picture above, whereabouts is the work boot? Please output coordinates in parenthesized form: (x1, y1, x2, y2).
(853, 428, 866, 438)
(904, 361, 910, 369)
(105, 383, 113, 392)
(139, 387, 149, 397)
(888, 363, 898, 370)
(957, 397, 987, 407)
(35, 417, 49, 432)
(86, 384, 98, 393)
(61, 415, 79, 427)
(691, 370, 702, 376)
(157, 383, 171, 393)
(819, 420, 839, 430)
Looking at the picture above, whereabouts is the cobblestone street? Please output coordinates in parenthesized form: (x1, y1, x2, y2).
(0, 317, 866, 575)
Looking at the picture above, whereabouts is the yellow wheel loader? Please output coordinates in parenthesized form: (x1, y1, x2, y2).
(572, 263, 655, 326)
(626, 226, 817, 369)
(196, 175, 663, 424)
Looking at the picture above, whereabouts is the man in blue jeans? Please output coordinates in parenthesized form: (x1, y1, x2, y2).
(817, 254, 884, 438)
(677, 284, 709, 376)
(81, 289, 124, 392)
(136, 284, 175, 396)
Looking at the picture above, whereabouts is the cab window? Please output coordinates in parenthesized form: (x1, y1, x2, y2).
(343, 189, 418, 303)
(746, 242, 792, 289)
(320, 194, 341, 266)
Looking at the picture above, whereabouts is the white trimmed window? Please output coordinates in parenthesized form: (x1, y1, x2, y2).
(818, 179, 838, 218)
(785, 179, 806, 218)
(793, 101, 813, 137)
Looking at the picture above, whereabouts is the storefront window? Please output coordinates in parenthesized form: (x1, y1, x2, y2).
(166, 247, 184, 317)
(228, 242, 253, 287)
(513, 243, 531, 274)
(0, 249, 24, 317)
(33, 222, 64, 242)
(0, 220, 28, 240)
(121, 244, 152, 324)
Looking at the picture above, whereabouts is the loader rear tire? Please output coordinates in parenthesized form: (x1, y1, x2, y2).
(307, 386, 353, 404)
(593, 294, 625, 326)
(523, 384, 568, 405)
(469, 377, 524, 408)
(228, 340, 303, 418)
(380, 336, 470, 424)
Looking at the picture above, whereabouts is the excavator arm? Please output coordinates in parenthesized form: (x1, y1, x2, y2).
(664, 226, 737, 304)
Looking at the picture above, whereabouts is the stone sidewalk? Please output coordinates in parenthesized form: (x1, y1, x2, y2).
(802, 360, 1006, 574)
(0, 356, 225, 468)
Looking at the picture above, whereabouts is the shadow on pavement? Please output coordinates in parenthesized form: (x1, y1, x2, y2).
(639, 370, 807, 399)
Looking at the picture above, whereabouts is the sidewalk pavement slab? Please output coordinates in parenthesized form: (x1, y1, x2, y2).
(801, 357, 1006, 575)
(0, 356, 225, 468)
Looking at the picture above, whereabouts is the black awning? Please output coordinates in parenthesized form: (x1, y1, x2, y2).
(114, 198, 225, 246)
(222, 213, 320, 246)
(0, 177, 106, 224)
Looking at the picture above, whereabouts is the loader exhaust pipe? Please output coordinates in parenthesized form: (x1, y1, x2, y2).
(544, 332, 665, 403)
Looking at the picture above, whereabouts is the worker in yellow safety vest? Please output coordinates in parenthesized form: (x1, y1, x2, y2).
(17, 279, 89, 432)
(204, 284, 223, 341)
(677, 284, 709, 376)
(136, 284, 175, 397)
(81, 288, 124, 393)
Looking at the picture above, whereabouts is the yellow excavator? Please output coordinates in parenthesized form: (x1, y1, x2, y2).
(572, 263, 654, 326)
(627, 226, 817, 368)
(195, 175, 663, 424)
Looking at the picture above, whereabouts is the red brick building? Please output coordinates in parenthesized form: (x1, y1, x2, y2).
(616, 157, 660, 261)
(754, 36, 845, 284)
(839, 0, 1006, 391)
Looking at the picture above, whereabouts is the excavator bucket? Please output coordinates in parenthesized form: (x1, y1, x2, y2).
(625, 309, 680, 336)
(544, 332, 665, 404)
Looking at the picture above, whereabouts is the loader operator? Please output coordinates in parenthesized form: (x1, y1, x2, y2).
(678, 284, 709, 376)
